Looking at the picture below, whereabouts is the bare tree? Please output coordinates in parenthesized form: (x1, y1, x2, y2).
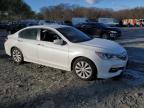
(39, 4, 144, 21)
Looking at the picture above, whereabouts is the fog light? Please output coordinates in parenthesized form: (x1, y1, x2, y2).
(109, 67, 124, 73)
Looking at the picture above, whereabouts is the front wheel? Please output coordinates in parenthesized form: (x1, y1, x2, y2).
(11, 48, 23, 64)
(73, 57, 97, 80)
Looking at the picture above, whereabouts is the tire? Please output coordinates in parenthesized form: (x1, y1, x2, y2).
(11, 48, 23, 64)
(72, 57, 97, 81)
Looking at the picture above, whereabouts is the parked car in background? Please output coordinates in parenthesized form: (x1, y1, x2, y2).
(75, 22, 122, 40)
(7, 20, 38, 34)
(0, 21, 10, 30)
(38, 20, 55, 25)
(5, 24, 128, 80)
(98, 18, 120, 27)
(64, 20, 72, 26)
(72, 17, 88, 26)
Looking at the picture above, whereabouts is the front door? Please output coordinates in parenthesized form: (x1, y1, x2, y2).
(37, 29, 69, 70)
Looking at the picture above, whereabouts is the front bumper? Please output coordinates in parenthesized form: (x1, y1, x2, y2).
(94, 58, 128, 79)
(109, 32, 121, 38)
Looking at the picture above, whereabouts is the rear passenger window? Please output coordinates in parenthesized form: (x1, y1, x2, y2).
(19, 29, 38, 40)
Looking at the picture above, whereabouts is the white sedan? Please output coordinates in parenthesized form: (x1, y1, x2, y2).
(4, 24, 128, 80)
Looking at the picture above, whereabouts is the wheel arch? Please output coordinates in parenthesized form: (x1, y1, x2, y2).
(70, 56, 97, 72)
(10, 46, 22, 56)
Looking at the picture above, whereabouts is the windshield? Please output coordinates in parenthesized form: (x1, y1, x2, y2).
(57, 27, 92, 43)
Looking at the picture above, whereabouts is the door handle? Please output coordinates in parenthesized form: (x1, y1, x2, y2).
(37, 44, 44, 46)
(18, 39, 23, 42)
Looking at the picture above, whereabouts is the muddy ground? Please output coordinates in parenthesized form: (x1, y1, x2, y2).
(0, 28, 144, 108)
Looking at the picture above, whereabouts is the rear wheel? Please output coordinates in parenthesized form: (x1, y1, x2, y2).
(11, 48, 23, 64)
(73, 57, 97, 80)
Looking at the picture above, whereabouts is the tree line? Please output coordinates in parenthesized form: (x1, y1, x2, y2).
(39, 4, 144, 21)
(0, 1, 144, 21)
(0, 0, 35, 20)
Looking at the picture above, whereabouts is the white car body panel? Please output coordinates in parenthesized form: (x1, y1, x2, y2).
(37, 41, 69, 70)
(17, 38, 39, 63)
(4, 25, 128, 79)
(79, 38, 126, 54)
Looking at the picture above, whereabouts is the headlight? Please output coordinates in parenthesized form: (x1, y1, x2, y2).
(95, 52, 127, 60)
(109, 31, 117, 33)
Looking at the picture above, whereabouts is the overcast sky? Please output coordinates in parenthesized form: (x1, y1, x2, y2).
(24, 0, 144, 12)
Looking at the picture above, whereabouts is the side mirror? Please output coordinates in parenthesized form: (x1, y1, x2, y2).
(53, 39, 66, 45)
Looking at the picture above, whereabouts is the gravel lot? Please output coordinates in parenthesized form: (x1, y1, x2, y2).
(0, 28, 144, 108)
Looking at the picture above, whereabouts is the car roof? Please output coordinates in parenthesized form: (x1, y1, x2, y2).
(25, 24, 69, 29)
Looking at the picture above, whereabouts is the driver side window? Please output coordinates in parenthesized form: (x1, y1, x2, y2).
(40, 29, 61, 42)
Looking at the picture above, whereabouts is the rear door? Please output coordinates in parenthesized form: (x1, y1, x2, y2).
(17, 28, 39, 62)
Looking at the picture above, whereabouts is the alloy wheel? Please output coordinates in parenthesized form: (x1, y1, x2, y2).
(75, 61, 92, 79)
(12, 49, 22, 63)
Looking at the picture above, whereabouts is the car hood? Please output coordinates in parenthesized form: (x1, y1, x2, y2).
(79, 38, 126, 54)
